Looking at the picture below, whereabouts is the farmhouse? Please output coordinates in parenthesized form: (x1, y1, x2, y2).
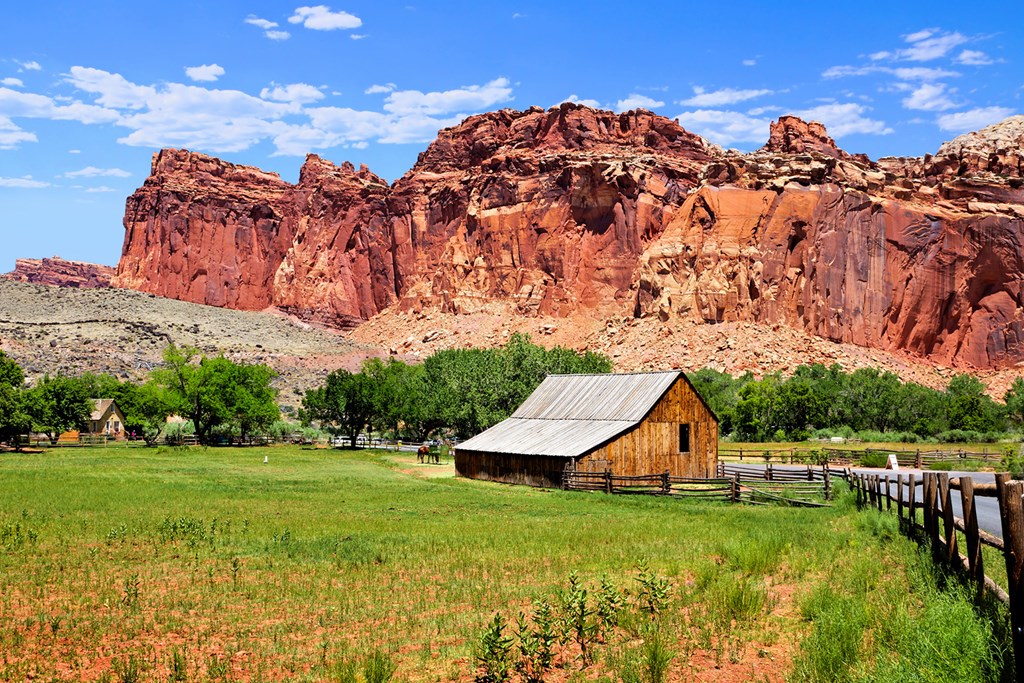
(89, 399, 126, 438)
(455, 371, 718, 488)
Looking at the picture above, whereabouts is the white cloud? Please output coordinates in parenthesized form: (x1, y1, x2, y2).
(562, 94, 601, 108)
(823, 65, 959, 80)
(937, 106, 1015, 132)
(244, 16, 277, 30)
(0, 86, 121, 125)
(902, 82, 958, 111)
(673, 109, 770, 147)
(84, 185, 117, 193)
(245, 15, 291, 40)
(260, 83, 325, 104)
(67, 149, 80, 154)
(794, 103, 893, 137)
(350, 34, 366, 40)
(8, 65, 517, 157)
(678, 86, 772, 107)
(615, 94, 664, 111)
(365, 83, 396, 95)
(742, 59, 757, 67)
(1, 78, 23, 87)
(512, 12, 526, 19)
(67, 67, 156, 109)
(956, 49, 993, 66)
(17, 61, 41, 72)
(870, 29, 968, 62)
(383, 77, 512, 116)
(185, 64, 225, 82)
(0, 175, 49, 188)
(288, 6, 362, 30)
(64, 166, 131, 178)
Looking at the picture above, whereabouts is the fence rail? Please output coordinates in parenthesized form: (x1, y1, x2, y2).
(562, 467, 836, 507)
(851, 470, 1024, 678)
(719, 446, 1005, 468)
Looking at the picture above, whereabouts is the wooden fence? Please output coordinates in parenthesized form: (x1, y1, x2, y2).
(720, 446, 1006, 468)
(851, 471, 1024, 677)
(562, 468, 837, 507)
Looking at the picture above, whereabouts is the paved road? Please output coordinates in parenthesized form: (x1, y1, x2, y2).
(727, 463, 1004, 539)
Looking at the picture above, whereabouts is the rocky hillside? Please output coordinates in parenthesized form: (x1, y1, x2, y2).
(2, 256, 114, 288)
(114, 105, 1024, 370)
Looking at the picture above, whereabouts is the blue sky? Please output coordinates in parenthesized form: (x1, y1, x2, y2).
(1, 1, 1022, 272)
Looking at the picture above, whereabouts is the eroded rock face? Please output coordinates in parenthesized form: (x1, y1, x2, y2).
(114, 106, 1024, 368)
(2, 257, 114, 288)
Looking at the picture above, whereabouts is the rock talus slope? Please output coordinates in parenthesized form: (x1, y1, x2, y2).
(113, 105, 1024, 369)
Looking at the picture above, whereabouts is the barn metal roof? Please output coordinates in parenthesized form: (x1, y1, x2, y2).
(457, 371, 682, 457)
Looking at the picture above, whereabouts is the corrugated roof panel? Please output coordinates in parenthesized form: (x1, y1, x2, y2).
(456, 418, 631, 457)
(511, 371, 679, 422)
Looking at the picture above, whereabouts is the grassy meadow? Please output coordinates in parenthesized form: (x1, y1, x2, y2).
(0, 445, 1009, 682)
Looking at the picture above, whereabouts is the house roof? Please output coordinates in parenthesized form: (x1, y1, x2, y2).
(458, 371, 686, 458)
(90, 398, 116, 421)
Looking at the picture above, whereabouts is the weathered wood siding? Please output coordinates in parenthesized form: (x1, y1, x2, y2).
(576, 377, 717, 478)
(455, 450, 567, 488)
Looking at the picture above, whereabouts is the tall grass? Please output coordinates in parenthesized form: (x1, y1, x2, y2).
(0, 446, 1009, 681)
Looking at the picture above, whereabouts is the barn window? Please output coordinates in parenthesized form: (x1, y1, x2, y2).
(678, 424, 691, 453)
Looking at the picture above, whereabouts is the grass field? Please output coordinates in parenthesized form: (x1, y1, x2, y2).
(0, 446, 1009, 682)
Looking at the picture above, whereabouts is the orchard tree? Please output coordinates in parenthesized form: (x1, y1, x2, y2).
(301, 368, 375, 447)
(24, 374, 93, 443)
(153, 345, 278, 445)
(0, 351, 30, 448)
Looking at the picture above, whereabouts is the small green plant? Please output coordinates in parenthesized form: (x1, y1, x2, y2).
(514, 602, 557, 683)
(560, 571, 599, 666)
(596, 576, 624, 632)
(361, 650, 396, 683)
(168, 648, 188, 682)
(858, 451, 889, 468)
(230, 556, 241, 588)
(327, 656, 358, 683)
(476, 612, 514, 683)
(206, 654, 230, 682)
(112, 655, 142, 683)
(634, 561, 670, 616)
(120, 573, 140, 610)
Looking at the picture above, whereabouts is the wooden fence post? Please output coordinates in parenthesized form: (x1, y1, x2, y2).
(731, 475, 739, 503)
(959, 477, 984, 599)
(938, 473, 957, 564)
(661, 470, 670, 495)
(876, 476, 884, 512)
(897, 475, 904, 519)
(824, 467, 831, 501)
(997, 475, 1024, 676)
(605, 470, 612, 495)
(915, 449, 922, 469)
(766, 464, 772, 481)
(884, 475, 892, 511)
(907, 473, 916, 526)
(926, 474, 941, 560)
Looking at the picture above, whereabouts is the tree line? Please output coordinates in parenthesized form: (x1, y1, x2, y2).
(300, 333, 613, 445)
(0, 345, 278, 448)
(690, 364, 1024, 442)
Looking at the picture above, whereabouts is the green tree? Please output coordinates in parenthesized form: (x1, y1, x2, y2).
(945, 374, 1003, 432)
(153, 345, 278, 445)
(0, 352, 30, 448)
(733, 374, 781, 442)
(24, 374, 93, 443)
(301, 368, 375, 448)
(1004, 377, 1024, 427)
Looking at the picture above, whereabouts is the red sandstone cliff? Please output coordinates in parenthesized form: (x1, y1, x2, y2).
(113, 105, 1024, 368)
(3, 257, 114, 288)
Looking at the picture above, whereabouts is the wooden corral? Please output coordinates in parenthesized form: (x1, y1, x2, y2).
(455, 371, 718, 488)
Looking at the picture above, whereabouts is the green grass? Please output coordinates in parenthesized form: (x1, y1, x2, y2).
(0, 446, 1009, 682)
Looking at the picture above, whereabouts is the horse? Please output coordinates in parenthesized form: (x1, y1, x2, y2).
(417, 444, 430, 463)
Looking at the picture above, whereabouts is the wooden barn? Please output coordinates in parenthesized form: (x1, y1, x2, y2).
(455, 371, 718, 488)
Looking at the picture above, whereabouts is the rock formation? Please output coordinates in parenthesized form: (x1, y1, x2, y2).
(113, 105, 1024, 369)
(2, 256, 114, 288)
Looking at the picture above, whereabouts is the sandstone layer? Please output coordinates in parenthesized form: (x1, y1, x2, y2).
(3, 257, 114, 288)
(114, 105, 1024, 369)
